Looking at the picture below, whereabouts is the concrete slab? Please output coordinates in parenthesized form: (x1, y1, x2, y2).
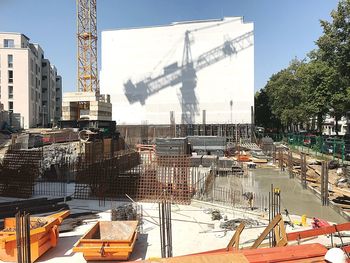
(1, 198, 349, 262)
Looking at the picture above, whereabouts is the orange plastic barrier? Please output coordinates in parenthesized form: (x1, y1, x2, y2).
(0, 210, 69, 262)
(73, 221, 138, 261)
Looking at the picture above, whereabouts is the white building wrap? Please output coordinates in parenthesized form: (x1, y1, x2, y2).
(100, 17, 254, 125)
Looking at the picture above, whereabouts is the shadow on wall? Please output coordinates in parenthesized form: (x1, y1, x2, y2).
(123, 31, 253, 125)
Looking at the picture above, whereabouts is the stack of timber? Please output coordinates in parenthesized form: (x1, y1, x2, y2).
(0, 197, 71, 219)
(73, 220, 138, 261)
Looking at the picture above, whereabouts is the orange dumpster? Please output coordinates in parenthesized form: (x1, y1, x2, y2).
(0, 210, 69, 262)
(73, 221, 138, 261)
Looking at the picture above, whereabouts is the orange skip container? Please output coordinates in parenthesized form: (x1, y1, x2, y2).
(73, 221, 138, 261)
(0, 210, 69, 262)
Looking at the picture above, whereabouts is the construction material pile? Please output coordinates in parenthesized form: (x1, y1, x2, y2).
(2, 218, 47, 232)
(0, 197, 70, 220)
(220, 218, 261, 230)
(111, 204, 137, 221)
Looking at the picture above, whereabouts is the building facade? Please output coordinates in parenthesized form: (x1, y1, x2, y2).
(100, 17, 254, 126)
(55, 75, 62, 122)
(0, 32, 62, 129)
(322, 115, 348, 136)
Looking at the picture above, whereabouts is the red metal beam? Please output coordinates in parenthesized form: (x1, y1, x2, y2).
(287, 222, 350, 241)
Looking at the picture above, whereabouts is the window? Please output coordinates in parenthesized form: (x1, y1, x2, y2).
(42, 62, 47, 67)
(8, 86, 13, 99)
(8, 101, 13, 112)
(42, 76, 47, 81)
(8, 70, 13, 83)
(8, 55, 13, 68)
(30, 59, 34, 72)
(4, 39, 14, 48)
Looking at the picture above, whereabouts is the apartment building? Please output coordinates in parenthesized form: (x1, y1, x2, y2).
(55, 75, 62, 123)
(0, 32, 62, 129)
(41, 59, 60, 126)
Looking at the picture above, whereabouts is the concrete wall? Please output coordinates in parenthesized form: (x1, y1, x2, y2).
(100, 17, 254, 125)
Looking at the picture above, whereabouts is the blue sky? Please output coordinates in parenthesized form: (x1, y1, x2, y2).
(0, 0, 338, 93)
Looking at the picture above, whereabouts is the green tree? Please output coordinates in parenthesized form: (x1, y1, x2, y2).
(316, 0, 350, 134)
(297, 58, 339, 133)
(265, 59, 308, 131)
(254, 88, 281, 131)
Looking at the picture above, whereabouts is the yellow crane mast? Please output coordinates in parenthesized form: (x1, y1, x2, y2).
(76, 0, 99, 94)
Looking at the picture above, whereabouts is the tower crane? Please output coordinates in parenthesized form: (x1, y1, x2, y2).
(124, 19, 253, 124)
(60, 0, 112, 134)
(76, 0, 99, 94)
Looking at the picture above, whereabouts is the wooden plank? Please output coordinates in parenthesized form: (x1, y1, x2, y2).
(242, 243, 326, 256)
(244, 243, 327, 263)
(142, 253, 249, 263)
(251, 214, 286, 249)
(283, 256, 325, 263)
(226, 222, 245, 251)
(343, 245, 350, 253)
(287, 222, 350, 241)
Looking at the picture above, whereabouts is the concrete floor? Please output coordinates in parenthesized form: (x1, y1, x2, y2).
(28, 198, 347, 263)
(215, 166, 347, 223)
(37, 199, 270, 262)
(1, 166, 349, 262)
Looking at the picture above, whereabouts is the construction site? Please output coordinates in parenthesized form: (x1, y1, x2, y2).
(1, 1, 350, 263)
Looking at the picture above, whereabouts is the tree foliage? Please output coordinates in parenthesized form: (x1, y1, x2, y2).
(255, 0, 350, 134)
(263, 59, 308, 130)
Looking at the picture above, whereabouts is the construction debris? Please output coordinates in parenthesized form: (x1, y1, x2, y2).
(111, 204, 137, 221)
(2, 218, 47, 232)
(211, 209, 222, 220)
(220, 218, 261, 230)
(59, 212, 100, 233)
